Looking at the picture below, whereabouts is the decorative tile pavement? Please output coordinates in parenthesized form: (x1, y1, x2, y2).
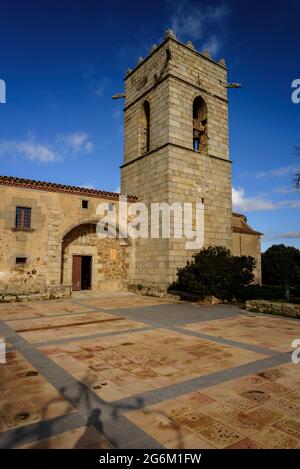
(183, 314, 300, 352)
(0, 292, 299, 449)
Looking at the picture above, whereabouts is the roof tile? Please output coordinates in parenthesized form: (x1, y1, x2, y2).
(0, 175, 138, 202)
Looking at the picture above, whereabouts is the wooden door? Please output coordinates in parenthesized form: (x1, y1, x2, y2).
(72, 255, 82, 291)
(81, 256, 92, 290)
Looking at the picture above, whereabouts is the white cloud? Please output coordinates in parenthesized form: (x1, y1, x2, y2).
(264, 231, 300, 241)
(232, 187, 274, 211)
(279, 231, 300, 239)
(58, 132, 93, 153)
(241, 165, 297, 180)
(95, 77, 110, 97)
(202, 36, 221, 56)
(0, 79, 6, 104)
(274, 185, 297, 194)
(281, 200, 300, 208)
(169, 2, 229, 56)
(81, 182, 95, 189)
(0, 131, 94, 164)
(0, 139, 58, 163)
(232, 187, 300, 212)
(83, 67, 110, 97)
(112, 109, 122, 120)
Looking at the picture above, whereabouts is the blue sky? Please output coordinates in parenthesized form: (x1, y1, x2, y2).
(0, 0, 299, 251)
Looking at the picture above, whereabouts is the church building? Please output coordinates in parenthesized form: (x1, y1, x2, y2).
(0, 30, 262, 301)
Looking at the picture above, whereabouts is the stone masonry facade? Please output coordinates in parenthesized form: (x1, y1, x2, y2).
(0, 178, 134, 300)
(121, 30, 257, 287)
(0, 30, 262, 299)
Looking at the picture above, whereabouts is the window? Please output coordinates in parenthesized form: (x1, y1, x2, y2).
(16, 207, 31, 230)
(193, 96, 208, 153)
(16, 257, 27, 266)
(82, 200, 89, 209)
(140, 100, 150, 154)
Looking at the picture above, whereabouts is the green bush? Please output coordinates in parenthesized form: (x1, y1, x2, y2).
(237, 285, 285, 301)
(262, 244, 300, 286)
(291, 286, 300, 297)
(169, 246, 255, 300)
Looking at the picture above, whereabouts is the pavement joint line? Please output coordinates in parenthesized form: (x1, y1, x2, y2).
(72, 299, 282, 358)
(70, 300, 173, 329)
(0, 412, 85, 449)
(70, 299, 113, 313)
(0, 319, 163, 449)
(32, 326, 154, 348)
(112, 351, 292, 410)
(0, 300, 294, 448)
(4, 309, 109, 323)
(5, 324, 154, 351)
(163, 324, 281, 357)
(15, 316, 126, 334)
(70, 299, 242, 320)
(6, 300, 278, 356)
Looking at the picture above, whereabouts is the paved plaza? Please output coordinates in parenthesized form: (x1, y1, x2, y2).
(0, 292, 299, 449)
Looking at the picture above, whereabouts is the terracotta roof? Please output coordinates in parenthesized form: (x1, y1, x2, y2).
(0, 175, 138, 202)
(233, 225, 263, 236)
(233, 212, 247, 220)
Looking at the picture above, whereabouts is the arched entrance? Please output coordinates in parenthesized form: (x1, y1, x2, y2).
(61, 222, 130, 292)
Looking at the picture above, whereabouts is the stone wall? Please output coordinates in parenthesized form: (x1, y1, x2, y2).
(0, 284, 71, 303)
(233, 232, 261, 284)
(0, 32, 262, 296)
(232, 214, 262, 284)
(122, 33, 233, 288)
(62, 224, 129, 291)
(246, 300, 300, 319)
(0, 184, 130, 296)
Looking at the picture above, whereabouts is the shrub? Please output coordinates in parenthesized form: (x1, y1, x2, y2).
(262, 244, 300, 286)
(169, 246, 255, 300)
(237, 285, 285, 301)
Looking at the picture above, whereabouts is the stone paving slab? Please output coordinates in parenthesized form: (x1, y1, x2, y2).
(37, 327, 267, 402)
(183, 314, 300, 352)
(0, 292, 299, 449)
(0, 413, 85, 449)
(0, 319, 162, 449)
(14, 313, 147, 345)
(74, 301, 241, 326)
(0, 300, 92, 321)
(125, 362, 300, 449)
(72, 296, 170, 311)
(0, 348, 77, 435)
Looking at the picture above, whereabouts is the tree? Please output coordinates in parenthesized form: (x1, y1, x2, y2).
(262, 244, 300, 286)
(169, 246, 255, 300)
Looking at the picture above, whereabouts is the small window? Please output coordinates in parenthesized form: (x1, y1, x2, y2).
(108, 203, 114, 211)
(16, 207, 31, 230)
(140, 100, 150, 155)
(82, 200, 89, 209)
(16, 257, 27, 266)
(193, 96, 208, 153)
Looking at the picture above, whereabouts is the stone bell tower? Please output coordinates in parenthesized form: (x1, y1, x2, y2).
(121, 30, 233, 289)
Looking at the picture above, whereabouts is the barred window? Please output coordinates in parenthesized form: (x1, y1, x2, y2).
(16, 257, 27, 266)
(16, 207, 31, 230)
